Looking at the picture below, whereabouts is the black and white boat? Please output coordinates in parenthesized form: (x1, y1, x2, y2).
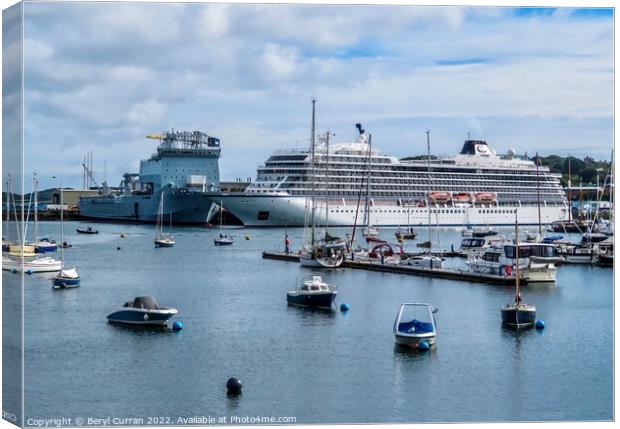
(76, 226, 99, 234)
(501, 214, 536, 328)
(286, 275, 337, 310)
(393, 303, 438, 349)
(107, 296, 178, 327)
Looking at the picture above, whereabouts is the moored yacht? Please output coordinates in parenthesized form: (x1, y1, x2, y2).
(467, 242, 557, 283)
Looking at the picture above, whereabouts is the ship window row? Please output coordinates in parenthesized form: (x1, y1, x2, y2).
(257, 170, 561, 184)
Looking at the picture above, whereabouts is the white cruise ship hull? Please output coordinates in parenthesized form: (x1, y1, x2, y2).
(207, 194, 569, 227)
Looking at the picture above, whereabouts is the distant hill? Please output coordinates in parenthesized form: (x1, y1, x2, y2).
(3, 188, 73, 204)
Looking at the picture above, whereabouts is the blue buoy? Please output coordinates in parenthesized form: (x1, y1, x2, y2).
(26, 269, 33, 275)
(418, 341, 430, 351)
(116, 246, 121, 250)
(535, 319, 546, 330)
(226, 377, 242, 396)
(11, 268, 17, 273)
(340, 303, 350, 312)
(172, 321, 184, 331)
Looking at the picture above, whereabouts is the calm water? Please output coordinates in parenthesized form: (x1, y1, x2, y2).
(3, 221, 613, 424)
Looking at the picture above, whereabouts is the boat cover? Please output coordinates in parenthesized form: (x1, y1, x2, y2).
(130, 296, 161, 310)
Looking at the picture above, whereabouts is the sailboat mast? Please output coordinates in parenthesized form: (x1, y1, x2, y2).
(366, 134, 372, 230)
(535, 153, 542, 237)
(60, 178, 64, 266)
(567, 154, 572, 222)
(6, 176, 10, 244)
(34, 173, 38, 243)
(514, 211, 520, 303)
(220, 199, 224, 234)
(325, 131, 330, 238)
(426, 130, 432, 254)
(310, 98, 316, 246)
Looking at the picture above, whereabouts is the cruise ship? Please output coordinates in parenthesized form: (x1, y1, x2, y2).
(205, 126, 569, 227)
(78, 130, 221, 224)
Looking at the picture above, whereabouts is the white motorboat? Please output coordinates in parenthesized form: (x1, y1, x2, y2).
(401, 254, 444, 269)
(467, 242, 557, 283)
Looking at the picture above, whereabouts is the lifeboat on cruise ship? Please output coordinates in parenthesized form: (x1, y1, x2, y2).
(474, 192, 497, 203)
(429, 192, 452, 204)
(452, 193, 472, 203)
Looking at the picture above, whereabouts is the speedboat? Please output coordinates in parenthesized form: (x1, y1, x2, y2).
(214, 234, 234, 246)
(107, 296, 178, 327)
(76, 226, 99, 234)
(393, 303, 438, 349)
(53, 268, 80, 289)
(286, 275, 337, 310)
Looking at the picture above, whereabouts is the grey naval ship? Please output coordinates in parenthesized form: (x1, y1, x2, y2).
(78, 130, 221, 224)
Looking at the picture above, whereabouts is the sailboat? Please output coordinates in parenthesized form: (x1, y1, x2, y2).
(395, 203, 417, 240)
(214, 200, 233, 245)
(413, 130, 443, 269)
(32, 174, 58, 253)
(6, 175, 36, 257)
(53, 178, 80, 288)
(361, 130, 379, 238)
(299, 99, 346, 268)
(154, 192, 175, 247)
(3, 175, 61, 273)
(501, 212, 536, 328)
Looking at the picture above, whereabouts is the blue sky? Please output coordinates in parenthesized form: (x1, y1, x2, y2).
(2, 2, 614, 190)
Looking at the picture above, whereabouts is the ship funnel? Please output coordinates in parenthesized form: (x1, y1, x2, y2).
(355, 123, 365, 135)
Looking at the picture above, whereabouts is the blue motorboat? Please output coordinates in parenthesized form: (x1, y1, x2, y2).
(35, 237, 58, 253)
(393, 303, 438, 349)
(107, 296, 178, 327)
(287, 275, 337, 310)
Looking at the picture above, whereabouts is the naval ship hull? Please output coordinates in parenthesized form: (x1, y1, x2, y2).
(79, 192, 215, 225)
(205, 193, 569, 228)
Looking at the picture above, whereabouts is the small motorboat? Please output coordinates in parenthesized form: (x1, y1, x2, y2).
(401, 254, 444, 269)
(76, 226, 99, 234)
(107, 296, 178, 327)
(286, 275, 337, 310)
(393, 303, 438, 349)
(214, 234, 234, 246)
(53, 268, 80, 289)
(35, 237, 58, 253)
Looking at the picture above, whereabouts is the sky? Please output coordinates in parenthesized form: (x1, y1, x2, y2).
(2, 1, 615, 191)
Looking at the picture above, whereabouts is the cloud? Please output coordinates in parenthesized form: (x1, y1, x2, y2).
(128, 100, 168, 125)
(10, 3, 614, 189)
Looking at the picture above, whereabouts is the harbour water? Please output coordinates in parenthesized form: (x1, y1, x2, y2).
(3, 222, 613, 424)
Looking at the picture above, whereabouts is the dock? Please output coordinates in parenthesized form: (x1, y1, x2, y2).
(262, 251, 522, 285)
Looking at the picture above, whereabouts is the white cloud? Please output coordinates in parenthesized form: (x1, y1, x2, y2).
(128, 100, 168, 125)
(14, 3, 614, 189)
